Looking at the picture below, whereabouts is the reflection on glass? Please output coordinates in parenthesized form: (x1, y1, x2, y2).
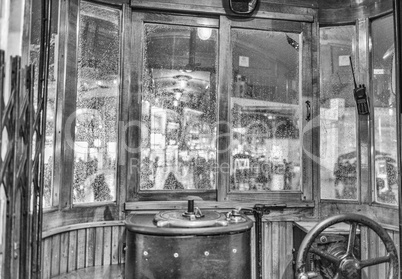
(141, 24, 218, 190)
(372, 16, 398, 205)
(319, 26, 358, 200)
(73, 2, 120, 203)
(230, 29, 301, 192)
(30, 0, 59, 207)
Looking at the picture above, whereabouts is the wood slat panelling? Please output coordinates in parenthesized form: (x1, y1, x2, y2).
(95, 227, 104, 266)
(86, 228, 96, 268)
(360, 227, 399, 279)
(51, 234, 61, 276)
(59, 233, 69, 274)
(262, 221, 294, 279)
(42, 224, 125, 277)
(119, 226, 126, 264)
(112, 226, 120, 264)
(42, 238, 52, 279)
(68, 231, 77, 272)
(76, 229, 86, 269)
(104, 227, 112, 265)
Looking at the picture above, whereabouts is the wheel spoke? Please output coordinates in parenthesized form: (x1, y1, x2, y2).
(310, 246, 342, 265)
(346, 222, 357, 256)
(359, 254, 391, 269)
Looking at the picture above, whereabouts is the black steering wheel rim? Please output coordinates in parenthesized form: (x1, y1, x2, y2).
(295, 213, 399, 279)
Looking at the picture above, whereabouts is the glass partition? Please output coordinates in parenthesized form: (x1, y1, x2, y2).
(73, 2, 121, 203)
(30, 0, 59, 208)
(371, 15, 398, 205)
(319, 26, 358, 200)
(140, 24, 218, 190)
(230, 29, 301, 192)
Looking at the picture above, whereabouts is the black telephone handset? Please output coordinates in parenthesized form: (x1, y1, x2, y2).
(350, 56, 370, 115)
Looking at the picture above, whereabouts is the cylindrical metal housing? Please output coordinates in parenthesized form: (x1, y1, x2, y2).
(125, 212, 253, 279)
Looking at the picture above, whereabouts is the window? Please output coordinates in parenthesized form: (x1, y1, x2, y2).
(129, 13, 312, 202)
(140, 24, 218, 191)
(319, 26, 358, 200)
(230, 29, 301, 192)
(72, 2, 121, 203)
(371, 15, 398, 205)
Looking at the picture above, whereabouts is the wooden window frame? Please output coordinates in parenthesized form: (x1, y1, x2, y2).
(125, 11, 315, 206)
(45, 1, 318, 221)
(50, 0, 125, 218)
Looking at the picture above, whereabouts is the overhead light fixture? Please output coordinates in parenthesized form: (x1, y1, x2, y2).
(197, 28, 212, 40)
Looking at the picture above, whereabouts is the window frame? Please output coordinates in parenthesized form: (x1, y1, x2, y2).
(318, 23, 360, 204)
(369, 12, 399, 207)
(126, 11, 315, 204)
(51, 0, 125, 211)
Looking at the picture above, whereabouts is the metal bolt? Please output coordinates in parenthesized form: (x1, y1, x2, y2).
(232, 249, 237, 253)
(320, 236, 327, 243)
(174, 253, 179, 258)
(204, 251, 209, 256)
(143, 251, 148, 256)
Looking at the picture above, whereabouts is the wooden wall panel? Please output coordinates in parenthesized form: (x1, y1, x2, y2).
(360, 227, 399, 279)
(262, 221, 294, 279)
(112, 226, 120, 264)
(59, 233, 69, 274)
(95, 227, 104, 266)
(68, 231, 77, 272)
(76, 229, 86, 269)
(42, 238, 52, 279)
(42, 224, 125, 277)
(119, 226, 126, 264)
(104, 227, 112, 265)
(86, 228, 95, 268)
(51, 234, 61, 276)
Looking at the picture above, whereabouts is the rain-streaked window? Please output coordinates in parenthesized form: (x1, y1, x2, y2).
(371, 15, 398, 205)
(141, 24, 218, 190)
(73, 2, 120, 203)
(319, 26, 358, 200)
(230, 29, 301, 192)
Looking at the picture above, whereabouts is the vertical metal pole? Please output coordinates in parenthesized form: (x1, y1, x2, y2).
(393, 0, 402, 278)
(394, 0, 402, 278)
(253, 205, 263, 279)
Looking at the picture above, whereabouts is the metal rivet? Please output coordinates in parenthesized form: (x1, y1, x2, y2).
(143, 251, 148, 256)
(174, 253, 179, 258)
(232, 249, 237, 253)
(204, 251, 209, 256)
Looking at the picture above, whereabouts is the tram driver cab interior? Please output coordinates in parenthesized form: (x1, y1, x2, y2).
(1, 0, 402, 278)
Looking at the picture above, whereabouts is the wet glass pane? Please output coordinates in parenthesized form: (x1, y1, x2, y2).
(141, 24, 218, 190)
(319, 26, 358, 200)
(371, 16, 398, 205)
(73, 2, 120, 203)
(230, 29, 301, 192)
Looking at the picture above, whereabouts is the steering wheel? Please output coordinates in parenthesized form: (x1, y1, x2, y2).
(295, 214, 399, 279)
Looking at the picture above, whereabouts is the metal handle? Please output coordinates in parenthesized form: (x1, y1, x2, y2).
(305, 101, 311, 121)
